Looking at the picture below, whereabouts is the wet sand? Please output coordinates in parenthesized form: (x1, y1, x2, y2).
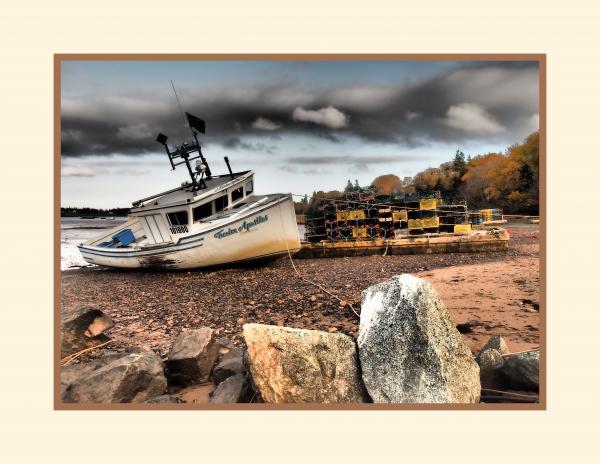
(61, 224, 540, 358)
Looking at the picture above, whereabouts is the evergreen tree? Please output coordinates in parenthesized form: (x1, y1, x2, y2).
(453, 150, 467, 177)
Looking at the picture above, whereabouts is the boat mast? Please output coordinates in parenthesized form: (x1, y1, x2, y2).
(170, 81, 212, 179)
(155, 83, 213, 191)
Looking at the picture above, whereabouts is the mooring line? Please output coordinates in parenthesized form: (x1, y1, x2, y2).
(278, 205, 360, 319)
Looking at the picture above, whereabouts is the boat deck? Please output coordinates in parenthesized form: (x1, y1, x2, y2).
(131, 171, 251, 210)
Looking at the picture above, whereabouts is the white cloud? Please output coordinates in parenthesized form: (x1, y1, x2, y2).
(330, 85, 398, 111)
(445, 103, 506, 135)
(292, 106, 348, 129)
(61, 165, 96, 177)
(252, 117, 281, 131)
(528, 113, 539, 131)
(117, 123, 153, 140)
(405, 111, 420, 121)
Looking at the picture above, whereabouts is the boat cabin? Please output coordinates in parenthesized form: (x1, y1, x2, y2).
(128, 170, 256, 244)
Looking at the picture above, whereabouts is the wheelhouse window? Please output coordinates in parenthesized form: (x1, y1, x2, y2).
(245, 180, 254, 195)
(232, 186, 244, 202)
(193, 194, 229, 222)
(193, 202, 212, 222)
(214, 194, 228, 212)
(167, 210, 188, 226)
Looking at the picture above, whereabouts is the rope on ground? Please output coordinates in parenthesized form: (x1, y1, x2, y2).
(382, 240, 389, 256)
(61, 340, 114, 366)
(481, 388, 539, 399)
(279, 203, 360, 319)
(501, 347, 539, 357)
(284, 247, 360, 319)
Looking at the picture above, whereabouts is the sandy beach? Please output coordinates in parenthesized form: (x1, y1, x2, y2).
(61, 222, 540, 358)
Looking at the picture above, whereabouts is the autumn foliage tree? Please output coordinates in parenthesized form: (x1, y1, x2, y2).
(370, 132, 539, 213)
(297, 131, 539, 216)
(372, 174, 402, 194)
(462, 132, 539, 213)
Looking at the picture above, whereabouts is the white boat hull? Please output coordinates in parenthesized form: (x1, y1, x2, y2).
(78, 195, 300, 270)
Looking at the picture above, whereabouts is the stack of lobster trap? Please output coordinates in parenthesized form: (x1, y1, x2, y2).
(305, 189, 484, 243)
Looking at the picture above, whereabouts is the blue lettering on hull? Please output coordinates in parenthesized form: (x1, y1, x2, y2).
(214, 214, 269, 239)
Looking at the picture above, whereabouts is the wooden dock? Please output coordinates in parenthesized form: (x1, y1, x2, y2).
(296, 229, 509, 259)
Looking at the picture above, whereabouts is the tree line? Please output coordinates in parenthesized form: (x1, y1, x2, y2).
(61, 207, 130, 217)
(296, 131, 539, 215)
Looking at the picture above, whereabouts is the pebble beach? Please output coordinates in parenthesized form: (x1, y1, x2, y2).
(60, 219, 540, 358)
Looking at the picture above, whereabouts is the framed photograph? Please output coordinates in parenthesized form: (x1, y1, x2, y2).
(56, 55, 544, 409)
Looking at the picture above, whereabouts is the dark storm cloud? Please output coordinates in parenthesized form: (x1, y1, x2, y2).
(61, 61, 538, 157)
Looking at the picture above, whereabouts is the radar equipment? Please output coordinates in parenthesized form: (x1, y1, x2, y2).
(155, 112, 213, 191)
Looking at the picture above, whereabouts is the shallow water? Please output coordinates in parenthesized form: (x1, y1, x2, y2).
(60, 217, 127, 270)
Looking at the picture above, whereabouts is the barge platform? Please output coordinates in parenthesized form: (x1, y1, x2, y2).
(296, 229, 509, 259)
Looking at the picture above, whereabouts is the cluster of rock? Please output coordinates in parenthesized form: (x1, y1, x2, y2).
(477, 335, 539, 393)
(60, 274, 538, 404)
(60, 321, 251, 404)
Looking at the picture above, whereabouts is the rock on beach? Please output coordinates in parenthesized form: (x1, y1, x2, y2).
(478, 348, 506, 389)
(61, 305, 114, 357)
(210, 373, 253, 403)
(500, 351, 539, 391)
(478, 335, 509, 361)
(358, 274, 481, 403)
(243, 323, 369, 403)
(213, 356, 245, 385)
(61, 350, 167, 403)
(166, 328, 219, 387)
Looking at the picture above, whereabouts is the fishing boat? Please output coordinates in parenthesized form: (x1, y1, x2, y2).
(78, 112, 301, 269)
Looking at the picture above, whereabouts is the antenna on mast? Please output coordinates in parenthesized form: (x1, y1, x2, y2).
(171, 80, 194, 139)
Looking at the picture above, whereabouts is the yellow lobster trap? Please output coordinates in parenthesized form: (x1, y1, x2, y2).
(352, 227, 368, 238)
(454, 224, 472, 234)
(408, 219, 424, 230)
(393, 210, 408, 222)
(419, 198, 438, 211)
(423, 216, 440, 229)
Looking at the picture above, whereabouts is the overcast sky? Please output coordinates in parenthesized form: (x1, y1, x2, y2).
(61, 60, 539, 208)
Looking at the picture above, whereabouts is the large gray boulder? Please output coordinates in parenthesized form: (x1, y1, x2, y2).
(243, 323, 369, 403)
(61, 350, 167, 403)
(166, 328, 219, 387)
(61, 305, 114, 357)
(500, 351, 539, 391)
(358, 274, 480, 403)
(209, 373, 253, 403)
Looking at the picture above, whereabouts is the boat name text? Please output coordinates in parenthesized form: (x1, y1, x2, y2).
(214, 215, 269, 239)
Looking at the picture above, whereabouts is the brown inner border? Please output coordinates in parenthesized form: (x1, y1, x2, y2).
(54, 53, 546, 411)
